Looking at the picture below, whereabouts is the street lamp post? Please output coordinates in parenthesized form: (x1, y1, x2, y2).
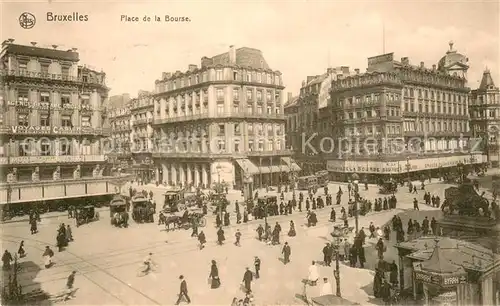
(216, 164, 223, 224)
(405, 157, 411, 185)
(330, 234, 343, 297)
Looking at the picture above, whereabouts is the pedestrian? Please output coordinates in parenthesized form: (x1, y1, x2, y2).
(254, 256, 261, 279)
(413, 198, 419, 210)
(18, 241, 26, 258)
(175, 275, 191, 305)
(288, 220, 296, 237)
(308, 261, 319, 285)
(208, 260, 221, 289)
(235, 229, 242, 246)
(375, 238, 385, 260)
(389, 260, 398, 286)
(282, 242, 291, 264)
(191, 221, 198, 237)
(43, 246, 54, 268)
(66, 225, 73, 242)
(330, 208, 336, 222)
(320, 277, 333, 296)
(64, 271, 77, 300)
(431, 217, 437, 235)
(198, 230, 206, 249)
(217, 227, 225, 245)
(242, 267, 253, 293)
(322, 243, 332, 266)
(256, 224, 264, 241)
(2, 250, 13, 270)
(30, 218, 38, 234)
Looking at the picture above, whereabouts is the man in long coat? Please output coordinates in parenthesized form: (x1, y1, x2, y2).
(282, 242, 291, 264)
(242, 267, 253, 293)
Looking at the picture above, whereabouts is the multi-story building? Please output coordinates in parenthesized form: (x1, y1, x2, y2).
(470, 69, 500, 167)
(325, 42, 486, 182)
(107, 102, 132, 172)
(0, 40, 112, 210)
(286, 67, 353, 175)
(284, 93, 299, 150)
(152, 45, 299, 194)
(130, 90, 154, 182)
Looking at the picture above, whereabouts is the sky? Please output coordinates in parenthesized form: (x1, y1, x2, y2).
(2, 0, 499, 98)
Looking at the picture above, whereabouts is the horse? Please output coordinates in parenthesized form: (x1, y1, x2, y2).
(164, 215, 182, 231)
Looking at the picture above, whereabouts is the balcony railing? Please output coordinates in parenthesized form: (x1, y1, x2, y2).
(1, 69, 106, 86)
(0, 154, 107, 165)
(154, 112, 285, 124)
(133, 118, 153, 126)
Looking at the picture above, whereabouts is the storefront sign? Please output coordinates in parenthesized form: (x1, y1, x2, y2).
(8, 155, 84, 164)
(7, 100, 77, 110)
(10, 125, 82, 135)
(11, 126, 51, 134)
(326, 160, 402, 174)
(326, 154, 485, 174)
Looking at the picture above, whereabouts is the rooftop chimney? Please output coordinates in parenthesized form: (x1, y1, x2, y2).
(188, 64, 197, 72)
(420, 61, 425, 69)
(301, 80, 306, 87)
(52, 45, 58, 49)
(355, 69, 360, 74)
(229, 45, 236, 64)
(432, 65, 436, 71)
(162, 72, 172, 80)
(30, 42, 37, 46)
(401, 57, 409, 65)
(71, 48, 77, 52)
(288, 92, 292, 101)
(8, 39, 14, 43)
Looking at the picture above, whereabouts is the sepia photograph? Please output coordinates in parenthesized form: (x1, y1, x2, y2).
(1, 0, 499, 305)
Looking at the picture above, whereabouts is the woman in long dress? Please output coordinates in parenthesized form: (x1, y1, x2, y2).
(209, 260, 221, 289)
(308, 261, 319, 285)
(288, 220, 296, 237)
(18, 241, 26, 258)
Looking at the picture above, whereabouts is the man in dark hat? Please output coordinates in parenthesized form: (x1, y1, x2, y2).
(282, 242, 291, 264)
(175, 275, 191, 305)
(254, 256, 261, 279)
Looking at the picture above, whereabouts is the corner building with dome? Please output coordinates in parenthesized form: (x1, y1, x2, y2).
(322, 42, 487, 183)
(151, 46, 300, 195)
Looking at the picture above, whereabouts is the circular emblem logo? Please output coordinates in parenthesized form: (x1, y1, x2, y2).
(19, 12, 36, 29)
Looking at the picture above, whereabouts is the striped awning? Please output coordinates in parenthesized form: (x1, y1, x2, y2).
(281, 157, 301, 172)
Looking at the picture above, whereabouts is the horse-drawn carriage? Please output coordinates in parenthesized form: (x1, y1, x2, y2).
(110, 195, 129, 228)
(160, 207, 207, 231)
(76, 205, 99, 227)
(163, 190, 186, 213)
(131, 195, 155, 223)
(378, 181, 398, 194)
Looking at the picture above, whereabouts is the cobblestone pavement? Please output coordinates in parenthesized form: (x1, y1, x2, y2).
(0, 180, 474, 305)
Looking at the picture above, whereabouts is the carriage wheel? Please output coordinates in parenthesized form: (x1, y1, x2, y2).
(182, 222, 190, 230)
(198, 217, 207, 227)
(343, 228, 349, 236)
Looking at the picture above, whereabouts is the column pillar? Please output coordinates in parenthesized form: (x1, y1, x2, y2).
(162, 163, 169, 184)
(155, 167, 160, 183)
(201, 164, 208, 187)
(171, 164, 177, 185)
(194, 165, 200, 187)
(186, 164, 192, 187)
(483, 277, 494, 305)
(179, 164, 186, 185)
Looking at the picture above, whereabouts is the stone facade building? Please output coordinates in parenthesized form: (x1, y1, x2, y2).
(470, 69, 500, 167)
(0, 40, 111, 206)
(325, 42, 486, 182)
(152, 46, 298, 191)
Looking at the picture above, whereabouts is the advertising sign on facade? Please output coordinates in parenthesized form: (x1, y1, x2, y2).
(326, 154, 485, 174)
(10, 125, 83, 135)
(7, 100, 77, 110)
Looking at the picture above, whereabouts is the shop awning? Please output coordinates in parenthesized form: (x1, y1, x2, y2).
(235, 159, 260, 175)
(258, 165, 291, 174)
(281, 157, 302, 172)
